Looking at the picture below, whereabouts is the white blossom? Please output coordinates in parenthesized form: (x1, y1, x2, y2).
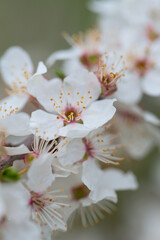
(0, 46, 47, 110)
(28, 69, 116, 139)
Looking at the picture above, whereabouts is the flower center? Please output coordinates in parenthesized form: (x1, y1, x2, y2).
(61, 106, 82, 124)
(80, 52, 101, 70)
(134, 58, 154, 77)
(65, 109, 77, 122)
(71, 184, 90, 201)
(23, 152, 38, 165)
(147, 26, 159, 41)
(95, 55, 126, 97)
(29, 191, 45, 212)
(101, 72, 118, 95)
(83, 138, 95, 159)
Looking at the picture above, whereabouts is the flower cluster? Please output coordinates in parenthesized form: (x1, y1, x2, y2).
(0, 0, 160, 239)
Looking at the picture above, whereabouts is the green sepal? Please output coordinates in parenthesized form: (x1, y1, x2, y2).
(54, 68, 66, 80)
(0, 167, 20, 183)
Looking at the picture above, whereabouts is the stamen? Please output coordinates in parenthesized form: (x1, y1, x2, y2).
(95, 52, 126, 97)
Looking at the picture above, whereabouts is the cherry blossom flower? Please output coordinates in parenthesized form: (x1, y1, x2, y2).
(25, 187, 69, 233)
(113, 103, 160, 159)
(46, 29, 105, 72)
(13, 136, 79, 192)
(0, 46, 47, 111)
(0, 182, 40, 240)
(28, 69, 116, 139)
(54, 162, 138, 228)
(58, 125, 124, 168)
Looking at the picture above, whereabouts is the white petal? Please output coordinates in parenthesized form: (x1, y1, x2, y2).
(4, 220, 40, 240)
(82, 158, 102, 190)
(5, 135, 29, 145)
(13, 159, 26, 171)
(0, 95, 28, 117)
(144, 111, 160, 126)
(1, 183, 30, 222)
(142, 71, 160, 96)
(115, 104, 157, 159)
(82, 159, 117, 203)
(46, 48, 80, 67)
(83, 99, 116, 130)
(30, 110, 63, 140)
(64, 69, 101, 108)
(0, 112, 31, 136)
(88, 0, 121, 15)
(58, 138, 85, 166)
(5, 144, 30, 156)
(54, 159, 79, 176)
(58, 123, 90, 138)
(90, 186, 117, 203)
(33, 61, 47, 77)
(63, 58, 85, 75)
(0, 46, 33, 87)
(115, 74, 142, 104)
(122, 128, 154, 159)
(27, 77, 66, 113)
(27, 153, 55, 192)
(103, 169, 138, 190)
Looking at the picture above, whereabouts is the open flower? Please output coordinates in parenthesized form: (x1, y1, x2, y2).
(28, 69, 116, 139)
(93, 51, 143, 104)
(54, 161, 138, 228)
(0, 46, 47, 110)
(13, 136, 79, 192)
(25, 187, 69, 233)
(113, 103, 160, 159)
(116, 43, 160, 98)
(46, 29, 105, 72)
(58, 125, 124, 168)
(0, 183, 40, 240)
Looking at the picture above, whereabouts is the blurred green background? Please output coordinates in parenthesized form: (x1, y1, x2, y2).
(0, 0, 94, 62)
